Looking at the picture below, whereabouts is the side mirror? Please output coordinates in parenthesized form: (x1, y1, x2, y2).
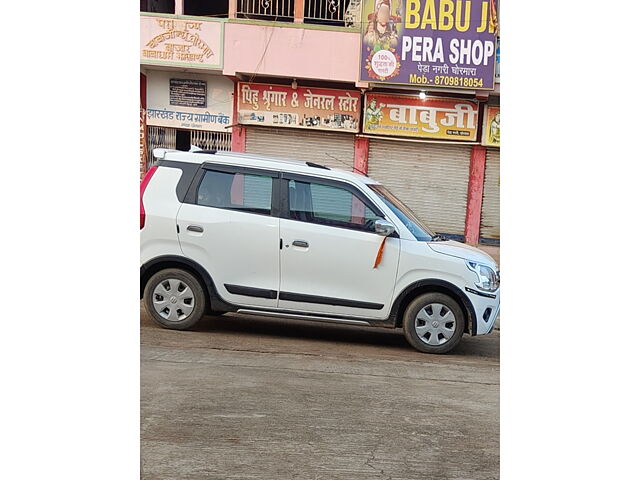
(374, 219, 395, 237)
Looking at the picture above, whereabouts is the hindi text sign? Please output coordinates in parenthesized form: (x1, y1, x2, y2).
(363, 93, 479, 141)
(360, 0, 497, 90)
(140, 14, 223, 69)
(237, 83, 361, 132)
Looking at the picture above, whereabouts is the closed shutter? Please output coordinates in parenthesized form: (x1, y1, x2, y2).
(368, 139, 471, 236)
(480, 148, 500, 239)
(245, 127, 355, 172)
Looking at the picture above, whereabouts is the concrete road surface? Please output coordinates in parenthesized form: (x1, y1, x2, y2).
(141, 304, 499, 480)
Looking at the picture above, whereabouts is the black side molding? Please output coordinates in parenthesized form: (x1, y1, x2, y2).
(279, 291, 384, 310)
(225, 284, 278, 299)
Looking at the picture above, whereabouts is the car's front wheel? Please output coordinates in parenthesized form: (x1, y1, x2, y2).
(402, 292, 465, 354)
(143, 268, 206, 330)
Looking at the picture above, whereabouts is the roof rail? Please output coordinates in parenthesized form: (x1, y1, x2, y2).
(193, 149, 217, 155)
(305, 161, 330, 170)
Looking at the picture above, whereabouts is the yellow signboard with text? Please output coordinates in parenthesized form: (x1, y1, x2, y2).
(363, 93, 479, 141)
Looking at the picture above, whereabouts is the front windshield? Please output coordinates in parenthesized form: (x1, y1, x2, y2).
(369, 184, 436, 242)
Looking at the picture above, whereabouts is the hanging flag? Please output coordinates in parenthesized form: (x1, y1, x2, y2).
(373, 236, 388, 269)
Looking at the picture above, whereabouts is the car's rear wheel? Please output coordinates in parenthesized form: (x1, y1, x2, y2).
(402, 292, 465, 354)
(143, 268, 206, 330)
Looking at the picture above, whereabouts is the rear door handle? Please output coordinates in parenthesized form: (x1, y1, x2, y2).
(292, 240, 308, 248)
(187, 225, 204, 233)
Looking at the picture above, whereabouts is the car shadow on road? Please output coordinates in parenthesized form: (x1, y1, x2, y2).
(186, 312, 500, 361)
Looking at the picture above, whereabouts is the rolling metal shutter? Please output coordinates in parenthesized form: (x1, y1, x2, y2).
(368, 139, 471, 236)
(480, 148, 500, 239)
(245, 127, 355, 172)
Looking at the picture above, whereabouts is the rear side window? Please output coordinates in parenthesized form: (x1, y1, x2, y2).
(197, 170, 272, 215)
(287, 179, 381, 231)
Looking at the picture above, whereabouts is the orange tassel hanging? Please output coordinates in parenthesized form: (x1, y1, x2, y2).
(373, 236, 388, 269)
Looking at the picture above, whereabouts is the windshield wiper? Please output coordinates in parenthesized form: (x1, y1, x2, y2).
(431, 234, 446, 242)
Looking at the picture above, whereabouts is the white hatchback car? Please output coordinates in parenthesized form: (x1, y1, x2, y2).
(140, 148, 499, 354)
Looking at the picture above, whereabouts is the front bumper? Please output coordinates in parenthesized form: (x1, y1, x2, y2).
(466, 289, 500, 335)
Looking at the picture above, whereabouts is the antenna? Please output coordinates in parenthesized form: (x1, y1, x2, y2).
(324, 152, 368, 176)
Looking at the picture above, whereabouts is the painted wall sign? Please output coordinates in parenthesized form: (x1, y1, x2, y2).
(170, 79, 207, 108)
(363, 93, 479, 140)
(237, 82, 361, 132)
(140, 14, 223, 69)
(146, 71, 232, 132)
(481, 105, 499, 147)
(359, 0, 497, 90)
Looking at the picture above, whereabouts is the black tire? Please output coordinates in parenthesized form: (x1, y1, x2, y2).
(402, 292, 465, 354)
(143, 268, 206, 330)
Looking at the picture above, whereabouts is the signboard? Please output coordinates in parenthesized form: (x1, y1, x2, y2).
(359, 0, 497, 90)
(146, 71, 232, 132)
(140, 14, 223, 69)
(140, 105, 148, 178)
(363, 93, 479, 141)
(237, 82, 361, 132)
(170, 79, 207, 108)
(481, 105, 500, 147)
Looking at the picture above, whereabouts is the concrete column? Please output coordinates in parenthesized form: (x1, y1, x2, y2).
(230, 84, 246, 152)
(464, 145, 487, 245)
(174, 0, 183, 15)
(354, 136, 369, 175)
(294, 0, 305, 23)
(228, 0, 237, 19)
(140, 73, 148, 180)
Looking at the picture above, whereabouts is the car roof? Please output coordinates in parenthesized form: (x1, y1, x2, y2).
(153, 148, 380, 186)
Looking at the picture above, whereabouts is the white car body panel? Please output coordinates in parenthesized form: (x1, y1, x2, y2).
(176, 204, 281, 309)
(140, 166, 183, 264)
(278, 218, 400, 319)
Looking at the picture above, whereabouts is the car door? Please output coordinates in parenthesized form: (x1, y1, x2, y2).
(278, 174, 400, 320)
(177, 164, 281, 309)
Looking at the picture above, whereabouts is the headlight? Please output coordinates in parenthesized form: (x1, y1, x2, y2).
(465, 260, 499, 292)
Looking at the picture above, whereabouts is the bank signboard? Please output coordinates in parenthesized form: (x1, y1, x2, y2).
(146, 71, 232, 132)
(140, 14, 224, 70)
(363, 93, 479, 141)
(359, 0, 497, 90)
(237, 82, 361, 132)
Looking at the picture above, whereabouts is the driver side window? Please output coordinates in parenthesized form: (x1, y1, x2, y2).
(287, 179, 380, 232)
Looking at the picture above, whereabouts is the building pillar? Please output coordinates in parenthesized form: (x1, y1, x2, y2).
(464, 145, 487, 245)
(294, 0, 305, 23)
(354, 136, 369, 175)
(140, 72, 148, 181)
(230, 82, 246, 152)
(174, 0, 183, 15)
(228, 0, 237, 19)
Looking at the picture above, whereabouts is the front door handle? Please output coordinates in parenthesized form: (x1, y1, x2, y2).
(292, 240, 309, 248)
(187, 225, 204, 233)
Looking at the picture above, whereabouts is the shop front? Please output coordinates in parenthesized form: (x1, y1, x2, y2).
(237, 82, 362, 171)
(363, 93, 480, 238)
(140, 13, 229, 174)
(356, 0, 499, 242)
(480, 105, 500, 241)
(145, 70, 233, 166)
